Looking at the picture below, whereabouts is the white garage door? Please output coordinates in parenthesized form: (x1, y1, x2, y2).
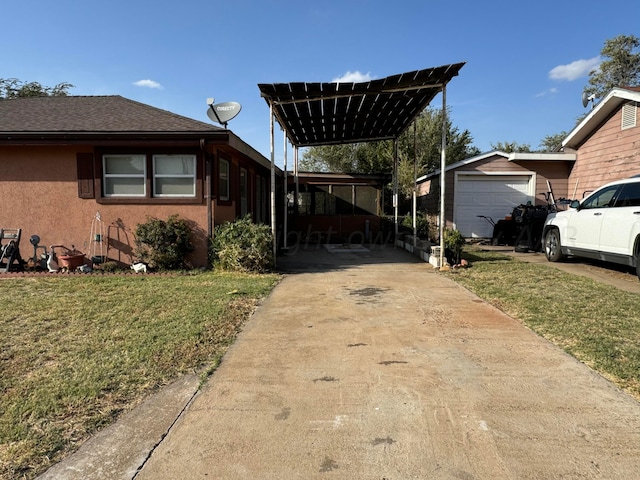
(455, 175, 532, 238)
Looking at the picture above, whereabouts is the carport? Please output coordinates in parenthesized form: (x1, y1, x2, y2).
(258, 62, 465, 265)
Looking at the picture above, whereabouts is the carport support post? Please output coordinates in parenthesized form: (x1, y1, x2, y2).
(439, 85, 447, 268)
(270, 104, 277, 264)
(393, 139, 399, 240)
(283, 130, 288, 249)
(294, 146, 299, 214)
(413, 120, 417, 248)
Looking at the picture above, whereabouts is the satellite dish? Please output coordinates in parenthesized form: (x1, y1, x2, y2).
(581, 92, 596, 109)
(206, 101, 242, 127)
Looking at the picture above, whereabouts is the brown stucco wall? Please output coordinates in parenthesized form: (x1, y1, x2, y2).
(568, 106, 640, 198)
(0, 146, 210, 268)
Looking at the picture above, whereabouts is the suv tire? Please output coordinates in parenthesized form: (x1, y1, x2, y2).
(544, 228, 564, 262)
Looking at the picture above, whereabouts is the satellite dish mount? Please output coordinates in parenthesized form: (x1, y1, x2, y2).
(581, 92, 596, 110)
(206, 97, 242, 127)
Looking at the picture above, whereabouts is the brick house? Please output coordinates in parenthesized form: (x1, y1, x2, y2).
(0, 95, 275, 268)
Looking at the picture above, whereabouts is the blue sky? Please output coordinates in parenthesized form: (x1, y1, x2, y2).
(3, 0, 638, 163)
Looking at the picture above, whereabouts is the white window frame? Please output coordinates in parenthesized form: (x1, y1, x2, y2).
(152, 154, 197, 198)
(102, 154, 146, 197)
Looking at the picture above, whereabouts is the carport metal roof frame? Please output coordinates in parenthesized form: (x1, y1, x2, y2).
(258, 62, 465, 148)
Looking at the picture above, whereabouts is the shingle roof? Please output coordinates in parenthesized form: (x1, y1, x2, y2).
(0, 95, 221, 133)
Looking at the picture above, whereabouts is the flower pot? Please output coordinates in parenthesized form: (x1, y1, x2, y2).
(58, 254, 85, 270)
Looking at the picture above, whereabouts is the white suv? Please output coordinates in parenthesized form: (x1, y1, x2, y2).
(542, 176, 640, 280)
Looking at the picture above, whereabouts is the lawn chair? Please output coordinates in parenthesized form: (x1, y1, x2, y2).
(0, 228, 25, 272)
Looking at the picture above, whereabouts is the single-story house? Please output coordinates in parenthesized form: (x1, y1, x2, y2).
(418, 86, 640, 239)
(0, 95, 277, 268)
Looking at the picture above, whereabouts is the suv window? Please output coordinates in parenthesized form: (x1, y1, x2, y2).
(614, 182, 640, 207)
(580, 185, 619, 209)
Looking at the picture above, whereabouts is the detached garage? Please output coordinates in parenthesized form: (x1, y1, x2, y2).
(454, 173, 533, 237)
(418, 151, 574, 239)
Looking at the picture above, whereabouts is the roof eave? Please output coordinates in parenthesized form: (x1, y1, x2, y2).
(0, 130, 229, 145)
(563, 88, 640, 149)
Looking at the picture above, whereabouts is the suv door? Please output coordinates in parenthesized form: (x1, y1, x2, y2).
(565, 184, 619, 251)
(599, 182, 640, 255)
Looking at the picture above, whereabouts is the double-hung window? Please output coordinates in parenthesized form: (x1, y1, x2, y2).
(103, 154, 146, 197)
(101, 153, 198, 201)
(153, 155, 196, 197)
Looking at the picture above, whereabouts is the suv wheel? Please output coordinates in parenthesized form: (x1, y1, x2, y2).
(544, 228, 564, 262)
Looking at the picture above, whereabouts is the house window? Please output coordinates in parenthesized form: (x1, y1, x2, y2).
(153, 155, 196, 197)
(622, 103, 637, 130)
(256, 175, 268, 222)
(219, 158, 230, 201)
(240, 167, 248, 216)
(103, 154, 146, 197)
(99, 153, 201, 203)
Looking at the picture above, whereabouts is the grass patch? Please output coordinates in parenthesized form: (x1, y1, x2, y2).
(0, 271, 279, 479)
(447, 246, 640, 399)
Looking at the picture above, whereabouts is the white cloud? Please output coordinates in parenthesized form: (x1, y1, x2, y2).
(535, 87, 558, 98)
(133, 79, 163, 89)
(332, 71, 374, 83)
(549, 56, 600, 81)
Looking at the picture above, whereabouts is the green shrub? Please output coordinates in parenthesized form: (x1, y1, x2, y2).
(401, 212, 430, 239)
(211, 215, 274, 273)
(134, 215, 194, 270)
(444, 228, 465, 264)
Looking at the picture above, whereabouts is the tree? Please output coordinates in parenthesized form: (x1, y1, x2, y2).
(299, 107, 480, 199)
(538, 132, 568, 152)
(299, 107, 480, 202)
(0, 78, 74, 98)
(584, 34, 640, 99)
(299, 142, 391, 174)
(490, 141, 532, 153)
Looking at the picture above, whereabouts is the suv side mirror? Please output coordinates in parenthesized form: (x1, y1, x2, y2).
(570, 200, 581, 210)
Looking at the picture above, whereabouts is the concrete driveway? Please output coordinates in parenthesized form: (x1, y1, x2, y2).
(41, 244, 640, 479)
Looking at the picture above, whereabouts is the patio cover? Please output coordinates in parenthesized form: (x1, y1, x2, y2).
(258, 62, 465, 147)
(258, 62, 465, 265)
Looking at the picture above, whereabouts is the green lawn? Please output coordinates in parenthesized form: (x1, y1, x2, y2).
(448, 246, 640, 400)
(3, 248, 640, 479)
(0, 271, 279, 479)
